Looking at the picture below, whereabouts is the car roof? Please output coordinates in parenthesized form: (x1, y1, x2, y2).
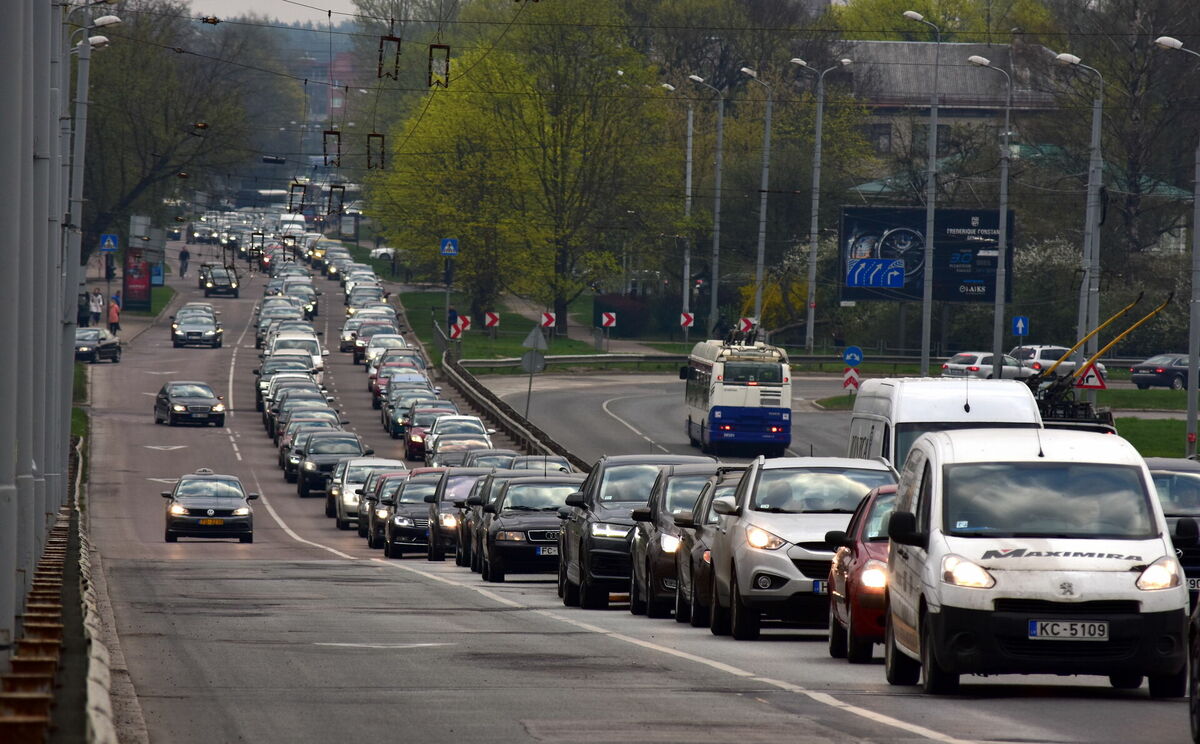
(761, 456, 892, 471)
(502, 474, 586, 485)
(598, 454, 715, 466)
(1145, 457, 1200, 473)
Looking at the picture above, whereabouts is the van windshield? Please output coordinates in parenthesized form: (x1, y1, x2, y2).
(943, 463, 1157, 539)
(894, 422, 1039, 469)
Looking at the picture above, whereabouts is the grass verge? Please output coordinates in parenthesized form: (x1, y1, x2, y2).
(126, 285, 176, 317)
(1113, 418, 1185, 457)
(1099, 389, 1186, 411)
(72, 362, 89, 483)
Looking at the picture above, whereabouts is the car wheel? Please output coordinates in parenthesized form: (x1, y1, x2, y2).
(214, 417, 225, 427)
(709, 570, 731, 636)
(357, 519, 368, 538)
(368, 530, 382, 550)
(336, 517, 349, 530)
(284, 470, 297, 484)
(674, 573, 691, 624)
(828, 602, 848, 659)
(561, 562, 580, 607)
(167, 414, 176, 427)
(1173, 375, 1186, 391)
(153, 409, 162, 425)
(845, 604, 874, 664)
(1137, 383, 1151, 390)
(579, 571, 608, 610)
(646, 560, 672, 619)
(471, 543, 482, 573)
(628, 567, 646, 615)
(920, 614, 959, 694)
(1109, 673, 1144, 689)
(729, 571, 761, 640)
(428, 543, 445, 562)
(484, 556, 504, 583)
(240, 534, 253, 544)
(298, 480, 309, 497)
(390, 428, 399, 439)
(164, 530, 177, 543)
(1149, 665, 1187, 698)
(884, 611, 920, 686)
(689, 567, 710, 628)
(455, 540, 468, 566)
(112, 348, 121, 363)
(324, 496, 336, 518)
(173, 341, 182, 348)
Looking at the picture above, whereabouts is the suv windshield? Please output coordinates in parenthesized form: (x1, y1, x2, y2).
(944, 463, 1156, 539)
(722, 362, 782, 384)
(598, 464, 663, 503)
(308, 437, 362, 454)
(751, 468, 894, 514)
(1151, 471, 1200, 517)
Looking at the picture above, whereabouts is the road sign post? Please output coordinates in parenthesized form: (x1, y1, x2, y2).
(680, 311, 694, 344)
(440, 238, 458, 336)
(521, 327, 549, 419)
(600, 312, 615, 352)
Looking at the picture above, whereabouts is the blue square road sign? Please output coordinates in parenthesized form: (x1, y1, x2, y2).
(1012, 316, 1029, 337)
(440, 238, 459, 256)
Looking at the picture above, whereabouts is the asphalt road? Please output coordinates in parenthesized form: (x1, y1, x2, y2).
(87, 264, 1194, 744)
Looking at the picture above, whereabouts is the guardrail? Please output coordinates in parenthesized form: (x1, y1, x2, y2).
(77, 438, 118, 744)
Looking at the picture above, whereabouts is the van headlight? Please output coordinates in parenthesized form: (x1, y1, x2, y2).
(660, 533, 681, 553)
(591, 523, 631, 539)
(1136, 556, 1183, 591)
(941, 554, 995, 589)
(859, 559, 888, 589)
(745, 526, 785, 550)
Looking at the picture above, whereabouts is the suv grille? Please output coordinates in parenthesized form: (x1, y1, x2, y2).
(993, 599, 1140, 615)
(792, 559, 832, 578)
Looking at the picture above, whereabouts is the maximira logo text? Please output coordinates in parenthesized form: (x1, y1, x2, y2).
(980, 548, 1142, 561)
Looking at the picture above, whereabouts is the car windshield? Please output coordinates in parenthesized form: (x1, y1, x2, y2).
(275, 338, 319, 354)
(664, 475, 711, 514)
(444, 475, 484, 502)
(598, 464, 663, 503)
(1151, 471, 1200, 517)
(437, 420, 485, 435)
(287, 421, 336, 437)
(471, 454, 517, 468)
(1143, 355, 1180, 366)
(348, 464, 401, 482)
(176, 479, 245, 500)
(944, 463, 1156, 539)
(169, 384, 215, 398)
(861, 490, 898, 541)
(512, 457, 572, 472)
(894, 422, 1039, 469)
(503, 484, 578, 510)
(751, 468, 895, 514)
(398, 482, 437, 504)
(413, 411, 452, 427)
(722, 362, 783, 384)
(77, 329, 101, 341)
(370, 337, 407, 349)
(308, 437, 361, 454)
(437, 439, 489, 452)
(947, 354, 977, 365)
(263, 360, 309, 374)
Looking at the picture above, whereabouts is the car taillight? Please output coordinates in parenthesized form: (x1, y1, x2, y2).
(1032, 362, 1042, 370)
(719, 424, 733, 431)
(941, 363, 948, 369)
(967, 365, 980, 372)
(1156, 368, 1166, 373)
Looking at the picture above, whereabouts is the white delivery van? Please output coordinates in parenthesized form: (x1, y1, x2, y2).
(847, 378, 1042, 468)
(883, 428, 1193, 696)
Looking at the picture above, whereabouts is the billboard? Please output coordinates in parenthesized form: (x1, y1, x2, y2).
(839, 206, 1014, 303)
(123, 247, 152, 312)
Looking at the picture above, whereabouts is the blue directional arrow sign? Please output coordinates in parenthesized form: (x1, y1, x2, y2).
(842, 345, 864, 366)
(439, 238, 459, 256)
(1012, 316, 1029, 337)
(846, 258, 904, 288)
(99, 233, 119, 254)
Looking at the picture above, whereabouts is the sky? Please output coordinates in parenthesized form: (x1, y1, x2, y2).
(188, 0, 361, 26)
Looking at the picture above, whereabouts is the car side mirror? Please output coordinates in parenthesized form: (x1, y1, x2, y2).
(565, 492, 586, 509)
(340, 418, 350, 425)
(630, 507, 652, 522)
(247, 493, 260, 501)
(364, 448, 375, 456)
(672, 511, 696, 529)
(423, 494, 437, 504)
(322, 350, 330, 356)
(217, 395, 224, 401)
(483, 504, 497, 515)
(486, 428, 496, 435)
(1175, 517, 1199, 548)
(161, 491, 172, 499)
(252, 369, 261, 376)
(824, 530, 849, 550)
(556, 507, 572, 520)
(380, 497, 394, 506)
(466, 496, 483, 507)
(887, 510, 926, 549)
(711, 497, 739, 517)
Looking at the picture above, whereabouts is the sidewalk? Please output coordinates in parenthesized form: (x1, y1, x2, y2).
(503, 294, 666, 354)
(81, 248, 188, 344)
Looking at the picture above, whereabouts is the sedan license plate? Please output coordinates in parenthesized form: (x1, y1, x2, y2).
(198, 518, 224, 526)
(192, 413, 208, 418)
(536, 546, 558, 556)
(1188, 578, 1200, 591)
(1027, 620, 1107, 641)
(812, 580, 828, 595)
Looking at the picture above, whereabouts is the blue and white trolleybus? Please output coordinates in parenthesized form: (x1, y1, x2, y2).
(680, 339, 792, 456)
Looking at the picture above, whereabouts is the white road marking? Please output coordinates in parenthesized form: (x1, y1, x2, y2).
(247, 468, 356, 560)
(145, 477, 179, 484)
(144, 370, 179, 375)
(600, 395, 669, 453)
(143, 445, 188, 451)
(313, 642, 453, 650)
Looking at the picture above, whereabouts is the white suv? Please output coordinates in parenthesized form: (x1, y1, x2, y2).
(707, 456, 896, 640)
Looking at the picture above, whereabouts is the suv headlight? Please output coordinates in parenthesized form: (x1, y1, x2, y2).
(591, 523, 630, 539)
(78, 346, 91, 352)
(496, 531, 525, 541)
(660, 533, 681, 553)
(745, 526, 786, 550)
(375, 507, 389, 519)
(393, 515, 414, 527)
(859, 559, 888, 589)
(439, 513, 458, 528)
(1137, 556, 1182, 591)
(941, 554, 995, 588)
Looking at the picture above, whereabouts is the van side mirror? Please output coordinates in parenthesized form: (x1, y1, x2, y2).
(565, 492, 586, 509)
(887, 510, 925, 548)
(423, 494, 437, 504)
(711, 497, 739, 517)
(824, 530, 849, 550)
(630, 507, 652, 523)
(673, 511, 696, 529)
(1175, 517, 1199, 548)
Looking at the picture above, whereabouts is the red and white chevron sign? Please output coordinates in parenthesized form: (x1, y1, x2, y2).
(739, 317, 754, 333)
(448, 323, 462, 339)
(601, 312, 616, 328)
(541, 312, 556, 328)
(457, 315, 472, 331)
(484, 311, 499, 328)
(680, 312, 694, 328)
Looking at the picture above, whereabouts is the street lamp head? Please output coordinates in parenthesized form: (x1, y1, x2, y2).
(838, 58, 853, 67)
(903, 10, 925, 21)
(87, 35, 109, 49)
(740, 67, 758, 78)
(968, 55, 992, 67)
(687, 74, 705, 83)
(1155, 35, 1184, 50)
(661, 83, 676, 92)
(91, 14, 121, 28)
(789, 58, 808, 68)
(1056, 52, 1082, 66)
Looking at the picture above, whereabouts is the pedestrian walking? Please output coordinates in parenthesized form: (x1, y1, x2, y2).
(107, 297, 121, 335)
(111, 290, 121, 309)
(89, 288, 104, 326)
(179, 245, 190, 278)
(447, 305, 458, 329)
(77, 293, 91, 328)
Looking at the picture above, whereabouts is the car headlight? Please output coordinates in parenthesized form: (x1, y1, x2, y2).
(78, 346, 91, 352)
(343, 492, 359, 505)
(172, 404, 186, 412)
(212, 403, 225, 412)
(375, 507, 389, 519)
(439, 513, 458, 528)
(591, 523, 631, 539)
(941, 554, 995, 589)
(288, 454, 300, 464)
(660, 533, 681, 553)
(202, 330, 215, 336)
(329, 266, 338, 274)
(206, 282, 214, 288)
(745, 526, 786, 550)
(859, 559, 888, 589)
(303, 461, 317, 471)
(330, 487, 341, 497)
(1137, 556, 1183, 591)
(231, 282, 238, 289)
(409, 434, 423, 443)
(702, 549, 711, 564)
(305, 304, 314, 311)
(393, 515, 414, 527)
(169, 503, 186, 515)
(496, 530, 525, 541)
(233, 507, 250, 516)
(342, 334, 353, 341)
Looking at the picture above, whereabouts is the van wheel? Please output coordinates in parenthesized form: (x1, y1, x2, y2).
(729, 571, 761, 640)
(828, 603, 848, 659)
(884, 613, 920, 685)
(920, 615, 959, 694)
(1149, 666, 1187, 698)
(709, 570, 731, 636)
(1108, 673, 1143, 690)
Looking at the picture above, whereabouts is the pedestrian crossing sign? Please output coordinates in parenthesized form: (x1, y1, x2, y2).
(99, 234, 119, 253)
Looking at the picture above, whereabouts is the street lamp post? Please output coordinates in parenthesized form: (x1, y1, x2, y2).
(741, 67, 774, 325)
(904, 10, 942, 375)
(1155, 35, 1200, 457)
(1056, 52, 1104, 397)
(792, 58, 852, 353)
(663, 83, 694, 345)
(968, 55, 1013, 381)
(689, 74, 725, 337)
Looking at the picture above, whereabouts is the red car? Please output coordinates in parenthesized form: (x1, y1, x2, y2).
(404, 406, 456, 461)
(825, 485, 896, 663)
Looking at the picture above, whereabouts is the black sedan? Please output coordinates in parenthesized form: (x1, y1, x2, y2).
(163, 468, 257, 543)
(75, 327, 121, 363)
(480, 475, 584, 582)
(153, 381, 226, 427)
(295, 431, 373, 497)
(204, 266, 240, 298)
(1131, 353, 1190, 390)
(673, 468, 744, 627)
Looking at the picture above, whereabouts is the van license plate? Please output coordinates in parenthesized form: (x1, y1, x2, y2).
(536, 546, 558, 556)
(812, 580, 828, 595)
(1027, 620, 1107, 640)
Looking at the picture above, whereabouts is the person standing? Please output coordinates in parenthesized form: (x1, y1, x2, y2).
(107, 297, 121, 335)
(89, 288, 104, 326)
(179, 245, 190, 278)
(77, 293, 91, 328)
(111, 290, 121, 309)
(447, 305, 458, 330)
